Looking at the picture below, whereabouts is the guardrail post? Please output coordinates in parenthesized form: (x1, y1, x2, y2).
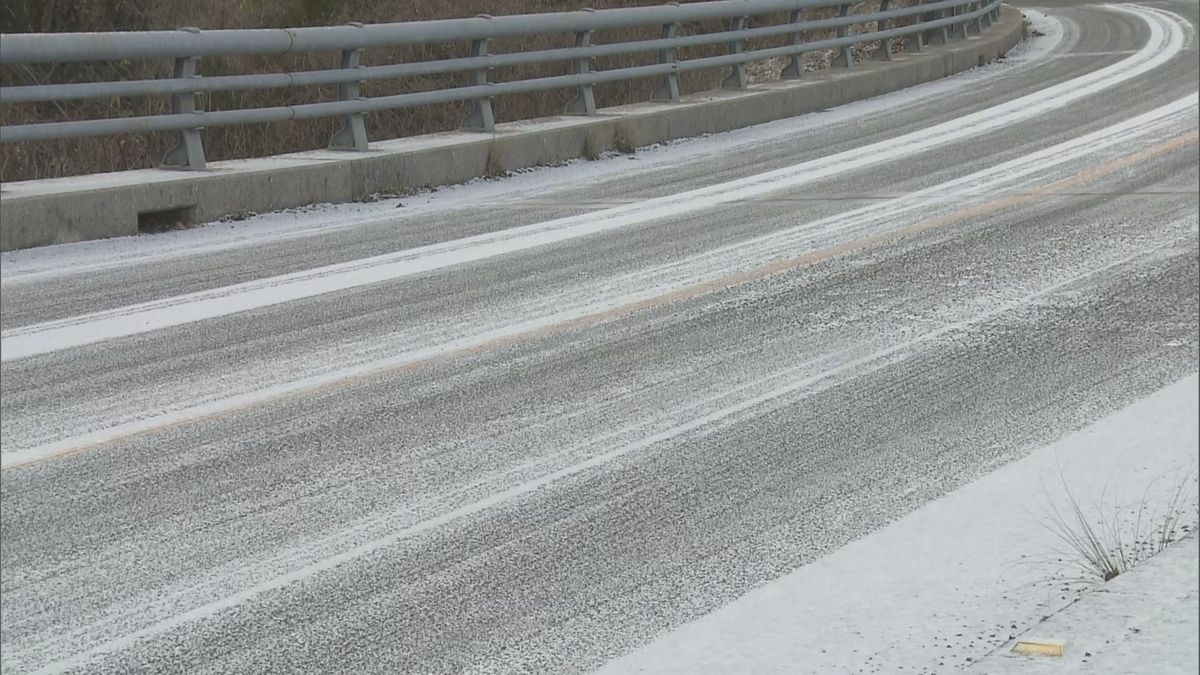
(831, 3, 854, 68)
(953, 3, 972, 38)
(780, 9, 805, 78)
(905, 3, 925, 53)
(925, 0, 950, 45)
(979, 1, 993, 29)
(972, 1, 987, 33)
(872, 0, 894, 61)
(991, 2, 1001, 22)
(329, 23, 369, 151)
(461, 17, 495, 132)
(564, 11, 597, 115)
(160, 27, 205, 171)
(650, 16, 681, 102)
(721, 16, 749, 89)
(905, 29, 925, 53)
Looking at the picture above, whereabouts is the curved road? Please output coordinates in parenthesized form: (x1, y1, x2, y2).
(1, 2, 1197, 672)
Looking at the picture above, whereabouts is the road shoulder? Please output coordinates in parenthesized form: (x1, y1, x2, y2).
(974, 533, 1198, 673)
(597, 374, 1200, 673)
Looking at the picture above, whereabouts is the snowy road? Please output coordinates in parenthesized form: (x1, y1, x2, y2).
(1, 1, 1198, 672)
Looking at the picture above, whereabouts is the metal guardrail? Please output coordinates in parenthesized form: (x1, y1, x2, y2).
(0, 0, 1001, 170)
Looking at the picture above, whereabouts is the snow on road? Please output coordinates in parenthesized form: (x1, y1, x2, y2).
(3, 95, 1194, 465)
(597, 374, 1199, 674)
(2, 4, 1184, 363)
(1, 3, 1196, 672)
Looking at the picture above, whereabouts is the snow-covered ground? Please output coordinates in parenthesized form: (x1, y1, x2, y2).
(975, 534, 1198, 674)
(597, 374, 1200, 674)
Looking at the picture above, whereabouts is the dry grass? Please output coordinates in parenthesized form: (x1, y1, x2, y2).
(1, 1, 919, 181)
(1035, 465, 1198, 584)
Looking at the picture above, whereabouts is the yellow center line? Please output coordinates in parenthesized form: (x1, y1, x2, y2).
(4, 130, 1197, 470)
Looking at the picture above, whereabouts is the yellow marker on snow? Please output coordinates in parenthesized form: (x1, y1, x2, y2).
(1011, 639, 1065, 657)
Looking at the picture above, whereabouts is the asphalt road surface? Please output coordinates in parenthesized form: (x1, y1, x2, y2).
(1, 1, 1197, 672)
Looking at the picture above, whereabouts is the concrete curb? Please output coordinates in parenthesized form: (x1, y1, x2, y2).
(0, 6, 1024, 252)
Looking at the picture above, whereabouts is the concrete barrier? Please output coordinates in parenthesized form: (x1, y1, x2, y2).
(0, 6, 1023, 252)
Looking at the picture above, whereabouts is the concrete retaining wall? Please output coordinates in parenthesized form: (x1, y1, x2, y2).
(0, 6, 1024, 252)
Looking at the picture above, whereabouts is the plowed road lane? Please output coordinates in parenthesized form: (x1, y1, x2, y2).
(1, 2, 1197, 672)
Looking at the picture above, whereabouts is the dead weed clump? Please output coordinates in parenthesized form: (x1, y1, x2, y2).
(1035, 465, 1198, 584)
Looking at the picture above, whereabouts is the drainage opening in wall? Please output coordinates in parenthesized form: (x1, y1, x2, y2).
(138, 205, 197, 234)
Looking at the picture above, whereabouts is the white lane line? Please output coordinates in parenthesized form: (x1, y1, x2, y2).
(636, 95, 1197, 286)
(2, 93, 1194, 465)
(26, 240, 1178, 675)
(0, 4, 1186, 363)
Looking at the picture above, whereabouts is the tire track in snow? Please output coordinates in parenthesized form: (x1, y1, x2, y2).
(1, 96, 1195, 464)
(18, 234, 1192, 675)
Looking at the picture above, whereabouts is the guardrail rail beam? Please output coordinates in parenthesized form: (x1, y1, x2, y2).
(0, 0, 1008, 168)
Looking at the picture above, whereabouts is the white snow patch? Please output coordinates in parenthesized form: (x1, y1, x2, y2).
(1008, 9, 1068, 63)
(977, 534, 1197, 673)
(596, 374, 1200, 674)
